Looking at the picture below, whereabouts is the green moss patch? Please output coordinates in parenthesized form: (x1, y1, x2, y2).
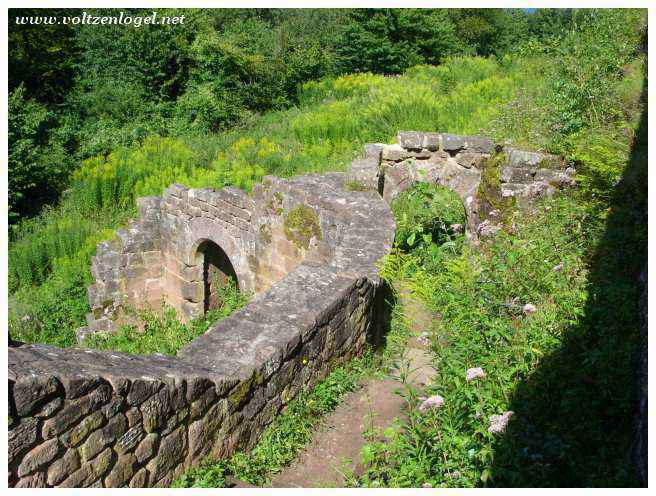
(476, 151, 516, 222)
(283, 204, 322, 250)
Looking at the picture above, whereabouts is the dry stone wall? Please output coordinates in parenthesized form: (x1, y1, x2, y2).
(8, 173, 395, 488)
(80, 174, 351, 340)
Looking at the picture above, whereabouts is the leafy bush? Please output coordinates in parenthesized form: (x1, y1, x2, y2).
(8, 86, 72, 222)
(392, 183, 465, 252)
(9, 256, 92, 348)
(547, 10, 644, 136)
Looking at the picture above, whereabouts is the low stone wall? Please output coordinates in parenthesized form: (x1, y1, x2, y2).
(348, 131, 575, 238)
(8, 173, 395, 488)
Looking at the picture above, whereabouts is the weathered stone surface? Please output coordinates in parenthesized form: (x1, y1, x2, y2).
(47, 449, 81, 486)
(60, 465, 96, 488)
(397, 131, 425, 150)
(115, 424, 145, 455)
(126, 379, 160, 406)
(13, 375, 60, 416)
(442, 134, 494, 154)
(82, 414, 128, 460)
(146, 426, 186, 483)
(363, 143, 383, 160)
(90, 447, 115, 480)
(104, 453, 136, 488)
(35, 396, 63, 418)
(18, 437, 60, 477)
(60, 376, 104, 399)
(141, 388, 172, 433)
(62, 410, 105, 447)
(456, 152, 485, 169)
(42, 385, 111, 439)
(129, 467, 149, 488)
(381, 143, 409, 161)
(501, 166, 536, 183)
(534, 168, 575, 187)
(506, 147, 563, 169)
(125, 407, 142, 428)
(16, 471, 47, 488)
(135, 433, 159, 464)
(9, 417, 39, 460)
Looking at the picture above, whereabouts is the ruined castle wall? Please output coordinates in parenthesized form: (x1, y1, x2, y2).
(349, 131, 574, 239)
(82, 197, 164, 339)
(158, 184, 258, 321)
(8, 173, 395, 488)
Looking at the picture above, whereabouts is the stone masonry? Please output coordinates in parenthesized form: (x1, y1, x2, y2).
(348, 131, 575, 239)
(8, 131, 574, 488)
(8, 172, 395, 488)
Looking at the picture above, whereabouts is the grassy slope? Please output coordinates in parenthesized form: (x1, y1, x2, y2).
(10, 55, 544, 348)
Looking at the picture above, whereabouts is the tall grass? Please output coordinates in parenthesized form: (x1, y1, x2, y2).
(7, 49, 595, 347)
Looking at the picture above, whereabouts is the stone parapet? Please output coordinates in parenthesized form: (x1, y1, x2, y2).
(8, 172, 395, 488)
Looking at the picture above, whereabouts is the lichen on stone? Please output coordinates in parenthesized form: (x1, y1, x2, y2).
(283, 204, 322, 250)
(258, 224, 272, 244)
(267, 191, 284, 215)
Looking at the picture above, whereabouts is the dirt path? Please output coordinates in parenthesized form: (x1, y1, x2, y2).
(268, 285, 435, 488)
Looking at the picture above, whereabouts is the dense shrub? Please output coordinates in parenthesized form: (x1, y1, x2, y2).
(392, 183, 465, 252)
(8, 86, 72, 222)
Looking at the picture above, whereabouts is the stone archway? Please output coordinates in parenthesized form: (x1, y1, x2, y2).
(195, 239, 239, 314)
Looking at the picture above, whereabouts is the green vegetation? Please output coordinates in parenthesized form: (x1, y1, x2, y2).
(174, 353, 374, 487)
(175, 309, 413, 488)
(392, 183, 465, 253)
(83, 281, 250, 356)
(8, 8, 648, 487)
(283, 204, 323, 249)
(10, 8, 560, 224)
(354, 11, 647, 488)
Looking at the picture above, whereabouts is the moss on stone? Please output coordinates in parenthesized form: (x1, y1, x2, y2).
(266, 192, 284, 215)
(345, 180, 371, 192)
(258, 224, 272, 244)
(228, 370, 264, 410)
(476, 151, 516, 222)
(283, 204, 322, 250)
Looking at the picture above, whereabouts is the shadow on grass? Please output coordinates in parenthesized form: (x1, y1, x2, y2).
(486, 73, 648, 487)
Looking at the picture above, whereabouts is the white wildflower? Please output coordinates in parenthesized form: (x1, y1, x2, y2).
(418, 395, 445, 412)
(488, 411, 514, 434)
(522, 303, 537, 315)
(466, 367, 486, 382)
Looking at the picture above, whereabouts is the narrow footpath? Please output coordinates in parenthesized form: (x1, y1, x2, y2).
(268, 285, 436, 488)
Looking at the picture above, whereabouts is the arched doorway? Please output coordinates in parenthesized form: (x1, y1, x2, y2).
(195, 240, 239, 313)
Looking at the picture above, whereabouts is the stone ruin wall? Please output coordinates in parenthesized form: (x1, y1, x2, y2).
(349, 131, 575, 238)
(80, 176, 345, 339)
(8, 172, 395, 488)
(8, 130, 575, 488)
